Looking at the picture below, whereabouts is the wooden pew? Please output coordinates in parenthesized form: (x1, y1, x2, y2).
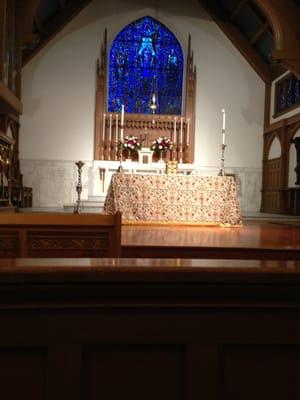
(0, 212, 121, 257)
(0, 258, 299, 400)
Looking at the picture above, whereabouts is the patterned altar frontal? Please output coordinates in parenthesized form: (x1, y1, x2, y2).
(104, 174, 242, 226)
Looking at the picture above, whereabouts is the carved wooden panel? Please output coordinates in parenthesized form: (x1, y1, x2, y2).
(261, 190, 281, 213)
(262, 158, 283, 212)
(0, 212, 121, 258)
(28, 231, 110, 257)
(263, 158, 281, 188)
(28, 232, 110, 250)
(0, 114, 28, 209)
(262, 114, 300, 214)
(0, 232, 19, 256)
(0, 258, 300, 399)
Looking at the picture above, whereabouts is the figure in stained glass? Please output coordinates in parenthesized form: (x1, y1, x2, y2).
(137, 24, 156, 68)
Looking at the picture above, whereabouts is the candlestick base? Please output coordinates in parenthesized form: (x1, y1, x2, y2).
(117, 163, 124, 173)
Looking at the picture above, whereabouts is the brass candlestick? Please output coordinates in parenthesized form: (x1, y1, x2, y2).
(218, 144, 227, 176)
(114, 139, 119, 161)
(117, 142, 124, 172)
(99, 168, 105, 192)
(74, 160, 84, 213)
(178, 143, 183, 163)
(184, 143, 190, 163)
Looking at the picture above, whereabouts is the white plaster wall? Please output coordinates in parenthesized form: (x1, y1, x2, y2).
(270, 71, 300, 124)
(20, 0, 265, 210)
(268, 137, 281, 159)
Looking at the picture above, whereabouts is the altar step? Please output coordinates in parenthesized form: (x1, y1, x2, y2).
(63, 195, 106, 213)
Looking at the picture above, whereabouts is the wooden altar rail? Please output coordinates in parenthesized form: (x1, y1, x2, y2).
(0, 212, 121, 258)
(100, 113, 192, 163)
(0, 257, 300, 400)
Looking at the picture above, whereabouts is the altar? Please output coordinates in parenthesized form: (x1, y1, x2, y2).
(104, 173, 242, 226)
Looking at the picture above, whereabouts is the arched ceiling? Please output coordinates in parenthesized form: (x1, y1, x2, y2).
(21, 0, 93, 65)
(21, 0, 300, 83)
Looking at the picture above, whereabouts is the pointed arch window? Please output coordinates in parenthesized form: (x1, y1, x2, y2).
(108, 16, 184, 115)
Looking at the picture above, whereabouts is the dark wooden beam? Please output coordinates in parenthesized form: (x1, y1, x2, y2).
(250, 21, 269, 44)
(199, 0, 272, 83)
(254, 0, 300, 78)
(58, 0, 68, 8)
(271, 51, 300, 79)
(230, 0, 249, 21)
(22, 0, 93, 66)
(0, 81, 22, 115)
(270, 63, 288, 81)
(17, 0, 43, 46)
(34, 14, 46, 35)
(0, 1, 5, 80)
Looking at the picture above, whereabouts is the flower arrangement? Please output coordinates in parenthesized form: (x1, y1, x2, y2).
(120, 135, 141, 160)
(151, 136, 173, 154)
(122, 135, 142, 151)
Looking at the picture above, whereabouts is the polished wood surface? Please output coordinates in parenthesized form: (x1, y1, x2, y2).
(0, 212, 121, 258)
(0, 257, 300, 282)
(0, 211, 120, 226)
(121, 220, 300, 259)
(0, 257, 300, 400)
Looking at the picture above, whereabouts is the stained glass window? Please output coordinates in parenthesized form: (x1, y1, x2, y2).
(275, 73, 300, 115)
(108, 16, 183, 115)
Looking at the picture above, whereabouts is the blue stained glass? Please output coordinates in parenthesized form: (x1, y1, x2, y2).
(108, 16, 183, 115)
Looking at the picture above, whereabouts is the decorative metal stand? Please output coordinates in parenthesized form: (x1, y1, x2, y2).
(117, 143, 124, 172)
(218, 144, 227, 176)
(74, 160, 85, 214)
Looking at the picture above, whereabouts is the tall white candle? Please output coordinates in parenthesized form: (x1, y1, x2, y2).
(186, 118, 190, 144)
(109, 114, 112, 142)
(102, 113, 106, 141)
(115, 114, 118, 141)
(121, 104, 124, 126)
(173, 117, 177, 144)
(180, 117, 183, 144)
(221, 109, 226, 145)
(120, 104, 125, 141)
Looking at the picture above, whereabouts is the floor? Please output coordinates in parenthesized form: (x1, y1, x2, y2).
(121, 219, 300, 259)
(19, 208, 300, 259)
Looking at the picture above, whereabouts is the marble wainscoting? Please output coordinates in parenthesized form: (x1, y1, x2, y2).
(190, 166, 262, 213)
(20, 160, 262, 214)
(20, 159, 92, 210)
